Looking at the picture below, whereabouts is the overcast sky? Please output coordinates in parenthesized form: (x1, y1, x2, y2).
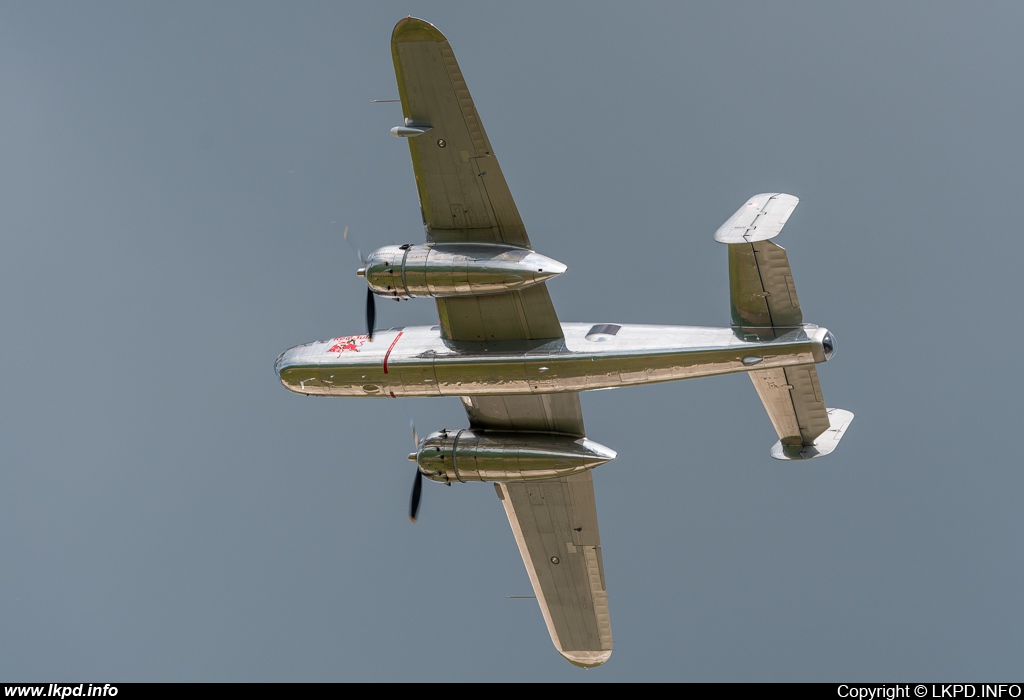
(2, 1, 1022, 682)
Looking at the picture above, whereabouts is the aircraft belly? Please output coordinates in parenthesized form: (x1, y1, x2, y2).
(429, 343, 816, 395)
(322, 365, 386, 396)
(392, 364, 441, 396)
(284, 346, 818, 396)
(433, 358, 528, 395)
(277, 325, 820, 397)
(277, 367, 327, 394)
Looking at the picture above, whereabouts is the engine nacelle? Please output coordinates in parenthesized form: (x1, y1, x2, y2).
(359, 243, 566, 299)
(412, 430, 616, 484)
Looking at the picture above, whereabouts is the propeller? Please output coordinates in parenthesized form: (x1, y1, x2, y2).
(410, 466, 423, 523)
(365, 287, 376, 341)
(345, 226, 376, 340)
(407, 419, 423, 522)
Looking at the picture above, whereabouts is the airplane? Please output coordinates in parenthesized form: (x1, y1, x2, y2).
(275, 17, 853, 668)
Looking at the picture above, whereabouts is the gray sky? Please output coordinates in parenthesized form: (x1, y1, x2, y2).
(2, 1, 1022, 681)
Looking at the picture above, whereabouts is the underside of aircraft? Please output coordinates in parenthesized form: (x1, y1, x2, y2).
(275, 17, 853, 668)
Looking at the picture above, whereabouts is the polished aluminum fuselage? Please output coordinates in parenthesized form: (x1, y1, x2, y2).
(275, 323, 830, 398)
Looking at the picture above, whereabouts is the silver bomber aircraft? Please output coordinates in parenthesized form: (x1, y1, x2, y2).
(275, 17, 853, 669)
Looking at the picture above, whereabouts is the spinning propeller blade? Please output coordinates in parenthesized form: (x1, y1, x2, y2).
(409, 469, 423, 523)
(408, 418, 422, 522)
(345, 226, 376, 340)
(366, 287, 376, 340)
(342, 226, 362, 265)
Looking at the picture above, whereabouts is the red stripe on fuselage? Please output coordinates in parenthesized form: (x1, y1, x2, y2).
(382, 331, 403, 374)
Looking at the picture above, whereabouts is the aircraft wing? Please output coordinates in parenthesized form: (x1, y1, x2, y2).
(495, 473, 613, 668)
(461, 394, 585, 438)
(392, 19, 611, 665)
(391, 17, 561, 342)
(463, 395, 612, 667)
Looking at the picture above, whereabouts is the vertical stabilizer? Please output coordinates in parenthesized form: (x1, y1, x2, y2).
(716, 194, 854, 459)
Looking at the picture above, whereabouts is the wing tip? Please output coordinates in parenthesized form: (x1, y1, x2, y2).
(392, 17, 447, 44)
(714, 192, 801, 244)
(769, 408, 855, 460)
(560, 648, 613, 668)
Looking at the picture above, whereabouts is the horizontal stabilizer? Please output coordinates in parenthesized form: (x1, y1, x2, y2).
(770, 408, 854, 460)
(750, 365, 829, 445)
(714, 193, 799, 244)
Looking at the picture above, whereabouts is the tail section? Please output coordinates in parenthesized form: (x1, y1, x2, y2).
(770, 407, 854, 461)
(717, 193, 802, 339)
(716, 194, 854, 459)
(749, 366, 854, 460)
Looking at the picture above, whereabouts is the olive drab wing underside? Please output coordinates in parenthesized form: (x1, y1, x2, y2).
(496, 474, 612, 668)
(391, 17, 561, 342)
(391, 17, 612, 666)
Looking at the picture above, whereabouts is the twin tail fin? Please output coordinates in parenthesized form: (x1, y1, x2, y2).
(716, 194, 854, 460)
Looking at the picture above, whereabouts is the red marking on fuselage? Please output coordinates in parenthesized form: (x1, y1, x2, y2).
(327, 335, 367, 354)
(382, 331, 404, 374)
